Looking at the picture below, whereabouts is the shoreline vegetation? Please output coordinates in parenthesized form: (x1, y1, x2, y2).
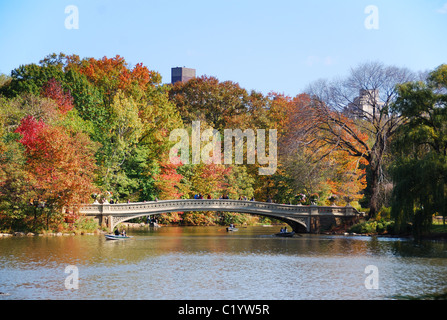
(1, 213, 446, 241)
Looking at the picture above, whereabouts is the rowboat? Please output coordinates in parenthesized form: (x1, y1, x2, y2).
(105, 234, 131, 240)
(274, 232, 295, 238)
(226, 227, 239, 232)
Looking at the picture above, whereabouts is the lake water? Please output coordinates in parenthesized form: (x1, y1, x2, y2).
(0, 226, 446, 300)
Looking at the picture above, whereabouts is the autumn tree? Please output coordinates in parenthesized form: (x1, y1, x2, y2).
(304, 62, 416, 216)
(17, 119, 98, 226)
(41, 78, 74, 114)
(152, 154, 186, 224)
(72, 55, 183, 201)
(0, 94, 61, 230)
(268, 92, 368, 204)
(169, 75, 270, 131)
(76, 55, 161, 106)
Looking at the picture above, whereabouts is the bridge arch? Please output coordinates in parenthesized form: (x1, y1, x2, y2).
(110, 210, 308, 234)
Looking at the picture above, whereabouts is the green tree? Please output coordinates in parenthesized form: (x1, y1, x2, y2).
(96, 91, 142, 196)
(390, 64, 447, 237)
(0, 129, 32, 230)
(2, 63, 64, 97)
(139, 84, 183, 160)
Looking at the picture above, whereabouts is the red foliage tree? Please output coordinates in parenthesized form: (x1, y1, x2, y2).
(42, 78, 74, 114)
(14, 115, 47, 152)
(15, 117, 98, 226)
(154, 159, 184, 200)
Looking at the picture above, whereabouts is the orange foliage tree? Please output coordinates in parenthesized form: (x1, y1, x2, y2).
(77, 55, 161, 103)
(270, 92, 369, 205)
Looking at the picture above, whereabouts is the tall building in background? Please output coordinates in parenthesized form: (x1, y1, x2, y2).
(345, 89, 384, 120)
(171, 67, 196, 84)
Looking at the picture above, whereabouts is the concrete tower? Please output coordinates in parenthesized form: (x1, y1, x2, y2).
(171, 67, 196, 84)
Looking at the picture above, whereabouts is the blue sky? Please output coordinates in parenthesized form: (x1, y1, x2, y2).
(0, 0, 446, 96)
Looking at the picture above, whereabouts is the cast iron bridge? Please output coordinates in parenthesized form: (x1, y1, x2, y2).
(79, 199, 360, 233)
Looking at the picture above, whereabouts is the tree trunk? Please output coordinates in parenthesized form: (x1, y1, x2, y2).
(369, 165, 380, 219)
(368, 141, 384, 219)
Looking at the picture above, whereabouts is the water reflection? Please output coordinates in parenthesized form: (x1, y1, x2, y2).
(0, 226, 446, 300)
